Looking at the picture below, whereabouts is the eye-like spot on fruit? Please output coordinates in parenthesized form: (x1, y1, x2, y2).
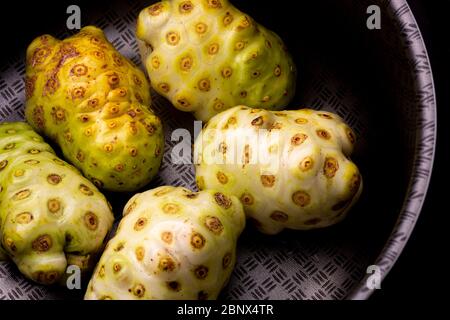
(213, 99, 225, 111)
(16, 212, 33, 224)
(76, 151, 85, 162)
(205, 216, 223, 235)
(47, 199, 62, 215)
(108, 73, 120, 86)
(222, 252, 232, 269)
(324, 157, 339, 178)
(159, 256, 176, 272)
(92, 50, 105, 59)
(90, 36, 102, 45)
(251, 70, 261, 78)
(92, 179, 104, 189)
(158, 82, 170, 93)
(214, 192, 232, 209)
(134, 217, 147, 231)
(71, 64, 88, 76)
(262, 96, 271, 103)
(198, 79, 211, 92)
(33, 271, 59, 285)
(221, 67, 233, 78)
(295, 118, 308, 124)
(208, 43, 220, 55)
(292, 191, 311, 207)
(270, 211, 289, 223)
(346, 128, 356, 144)
(150, 55, 161, 70)
(84, 212, 98, 231)
(237, 16, 252, 30)
(177, 98, 191, 108)
(261, 175, 276, 188)
(79, 184, 94, 196)
(166, 31, 180, 45)
(194, 266, 209, 279)
(31, 47, 51, 66)
(115, 164, 125, 172)
(47, 174, 62, 185)
(162, 203, 180, 214)
(235, 41, 246, 51)
(53, 159, 65, 166)
(251, 116, 264, 126)
(25, 160, 40, 165)
(44, 77, 59, 96)
(135, 247, 145, 261)
(195, 22, 208, 34)
(167, 281, 181, 292)
(26, 148, 40, 156)
(291, 133, 308, 146)
(180, 56, 193, 71)
(240, 193, 254, 206)
(191, 232, 206, 249)
(98, 265, 105, 278)
(274, 65, 282, 77)
(103, 144, 113, 153)
(350, 173, 362, 194)
(240, 91, 248, 98)
(114, 243, 125, 252)
(32, 234, 52, 252)
(161, 231, 173, 244)
(14, 169, 24, 177)
(207, 0, 222, 8)
(243, 144, 252, 165)
(113, 263, 122, 273)
(148, 2, 163, 15)
(4, 143, 15, 150)
(132, 284, 145, 298)
(316, 129, 331, 140)
(318, 113, 333, 119)
(216, 171, 228, 184)
(14, 189, 31, 200)
(223, 12, 234, 25)
(299, 157, 314, 172)
(179, 1, 194, 13)
(71, 87, 85, 99)
(266, 40, 273, 48)
(129, 148, 138, 157)
(0, 160, 8, 171)
(304, 218, 322, 226)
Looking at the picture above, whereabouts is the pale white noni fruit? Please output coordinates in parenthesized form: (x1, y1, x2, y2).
(194, 106, 363, 235)
(85, 186, 245, 300)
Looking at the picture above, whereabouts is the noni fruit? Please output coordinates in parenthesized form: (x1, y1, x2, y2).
(0, 122, 114, 285)
(85, 186, 245, 300)
(136, 0, 296, 121)
(194, 107, 363, 235)
(25, 26, 164, 192)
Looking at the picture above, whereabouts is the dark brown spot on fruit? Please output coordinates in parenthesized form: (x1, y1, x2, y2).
(291, 133, 308, 146)
(194, 266, 209, 279)
(240, 193, 254, 206)
(47, 174, 62, 185)
(166, 31, 180, 45)
(79, 184, 94, 196)
(159, 256, 176, 272)
(132, 284, 145, 298)
(292, 191, 311, 207)
(14, 189, 31, 200)
(179, 1, 194, 13)
(198, 78, 211, 92)
(316, 129, 331, 140)
(216, 171, 228, 184)
(195, 22, 208, 34)
(16, 212, 33, 224)
(222, 252, 232, 269)
(167, 281, 181, 292)
(205, 216, 223, 235)
(324, 157, 339, 178)
(261, 175, 276, 188)
(148, 3, 163, 15)
(71, 64, 88, 76)
(161, 232, 173, 244)
(135, 247, 145, 261)
(214, 192, 232, 209)
(270, 211, 289, 222)
(84, 212, 98, 231)
(223, 12, 233, 25)
(191, 232, 206, 249)
(71, 87, 85, 99)
(251, 116, 264, 126)
(0, 160, 7, 171)
(134, 217, 148, 231)
(32, 235, 52, 252)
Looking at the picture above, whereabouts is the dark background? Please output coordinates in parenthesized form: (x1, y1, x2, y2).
(0, 0, 447, 300)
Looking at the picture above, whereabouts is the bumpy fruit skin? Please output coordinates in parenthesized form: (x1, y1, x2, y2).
(0, 122, 114, 285)
(136, 0, 296, 121)
(85, 186, 245, 300)
(194, 107, 363, 235)
(25, 26, 164, 192)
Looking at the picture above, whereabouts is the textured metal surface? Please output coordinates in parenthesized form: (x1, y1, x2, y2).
(0, 0, 436, 300)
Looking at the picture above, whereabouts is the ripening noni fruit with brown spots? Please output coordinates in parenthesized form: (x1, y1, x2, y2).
(25, 26, 164, 192)
(0, 122, 114, 285)
(194, 107, 363, 234)
(136, 0, 296, 121)
(85, 186, 245, 300)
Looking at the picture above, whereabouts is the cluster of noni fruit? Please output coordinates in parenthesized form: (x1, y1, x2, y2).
(0, 0, 362, 300)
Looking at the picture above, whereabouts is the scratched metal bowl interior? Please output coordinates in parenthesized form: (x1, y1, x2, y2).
(0, 0, 435, 300)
